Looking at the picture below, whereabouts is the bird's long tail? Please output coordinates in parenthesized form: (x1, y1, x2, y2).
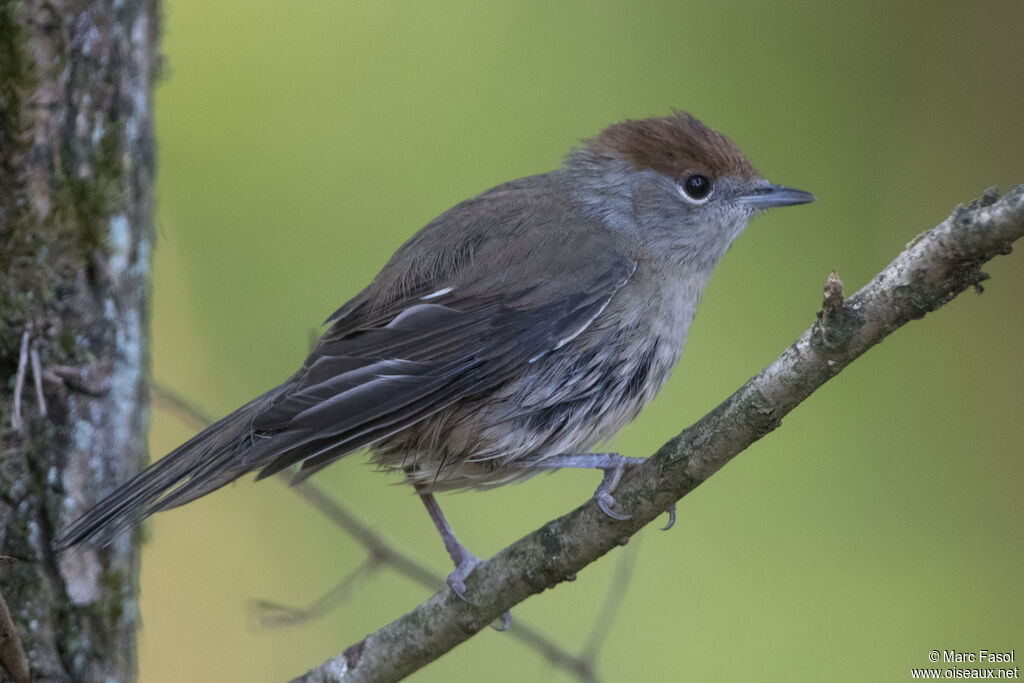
(55, 390, 278, 549)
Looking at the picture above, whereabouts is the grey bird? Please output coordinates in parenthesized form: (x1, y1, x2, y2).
(56, 111, 814, 598)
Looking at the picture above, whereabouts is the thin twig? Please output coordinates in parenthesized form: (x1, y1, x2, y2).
(253, 557, 380, 629)
(29, 345, 46, 418)
(285, 478, 441, 591)
(581, 541, 637, 664)
(11, 330, 30, 432)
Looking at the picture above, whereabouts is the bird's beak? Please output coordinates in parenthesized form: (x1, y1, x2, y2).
(737, 183, 816, 210)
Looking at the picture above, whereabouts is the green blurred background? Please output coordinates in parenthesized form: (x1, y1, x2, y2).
(141, 2, 1023, 681)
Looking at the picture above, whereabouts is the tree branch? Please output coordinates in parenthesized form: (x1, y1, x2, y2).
(293, 186, 1024, 682)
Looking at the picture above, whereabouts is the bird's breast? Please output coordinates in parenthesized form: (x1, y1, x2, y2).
(478, 261, 708, 461)
(372, 261, 712, 491)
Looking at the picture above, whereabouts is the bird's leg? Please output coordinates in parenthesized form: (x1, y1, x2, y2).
(520, 453, 676, 530)
(417, 488, 514, 628)
(526, 453, 641, 520)
(416, 487, 482, 602)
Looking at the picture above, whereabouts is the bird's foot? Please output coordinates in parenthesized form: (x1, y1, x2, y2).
(445, 552, 511, 629)
(509, 452, 676, 528)
(589, 455, 676, 530)
(592, 455, 639, 521)
(445, 548, 482, 603)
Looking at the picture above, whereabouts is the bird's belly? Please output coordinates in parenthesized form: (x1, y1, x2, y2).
(373, 265, 702, 491)
(372, 328, 684, 492)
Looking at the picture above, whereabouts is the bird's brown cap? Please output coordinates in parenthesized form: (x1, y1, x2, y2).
(590, 111, 759, 182)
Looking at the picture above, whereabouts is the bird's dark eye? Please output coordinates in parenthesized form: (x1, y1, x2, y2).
(682, 174, 711, 200)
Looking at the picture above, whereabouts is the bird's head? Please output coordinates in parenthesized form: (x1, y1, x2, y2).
(564, 111, 814, 270)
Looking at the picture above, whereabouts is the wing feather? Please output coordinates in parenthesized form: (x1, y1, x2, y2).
(243, 262, 636, 480)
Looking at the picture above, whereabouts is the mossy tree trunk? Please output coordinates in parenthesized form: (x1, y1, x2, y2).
(0, 1, 158, 680)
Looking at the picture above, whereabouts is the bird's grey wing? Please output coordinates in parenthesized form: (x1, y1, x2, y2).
(240, 252, 637, 482)
(54, 175, 636, 547)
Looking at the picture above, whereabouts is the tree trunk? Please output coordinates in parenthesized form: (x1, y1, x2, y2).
(0, 1, 158, 680)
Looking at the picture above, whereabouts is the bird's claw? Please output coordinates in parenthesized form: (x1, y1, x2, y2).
(446, 553, 482, 604)
(491, 610, 511, 631)
(596, 489, 631, 520)
(662, 503, 677, 530)
(591, 457, 677, 529)
(447, 555, 512, 630)
(593, 458, 636, 521)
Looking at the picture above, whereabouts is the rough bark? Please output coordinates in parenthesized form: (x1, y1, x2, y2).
(295, 186, 1024, 683)
(0, 1, 158, 681)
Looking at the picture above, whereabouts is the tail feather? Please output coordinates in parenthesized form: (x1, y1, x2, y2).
(55, 393, 273, 549)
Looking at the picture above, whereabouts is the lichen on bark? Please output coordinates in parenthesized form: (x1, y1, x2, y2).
(0, 1, 159, 680)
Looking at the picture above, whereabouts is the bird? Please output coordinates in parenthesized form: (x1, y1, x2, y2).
(56, 111, 814, 599)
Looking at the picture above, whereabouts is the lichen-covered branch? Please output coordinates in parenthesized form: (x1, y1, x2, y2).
(295, 186, 1024, 683)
